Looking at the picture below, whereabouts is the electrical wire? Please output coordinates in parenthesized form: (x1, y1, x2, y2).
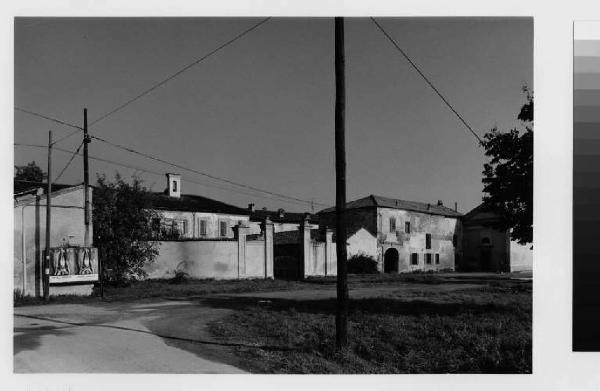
(88, 17, 272, 127)
(15, 142, 330, 209)
(370, 17, 484, 146)
(53, 141, 84, 183)
(89, 134, 330, 207)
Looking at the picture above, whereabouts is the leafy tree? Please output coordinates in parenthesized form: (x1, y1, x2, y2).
(482, 87, 533, 245)
(15, 161, 46, 182)
(93, 173, 160, 283)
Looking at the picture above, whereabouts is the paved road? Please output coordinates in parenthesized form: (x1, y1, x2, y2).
(14, 300, 246, 373)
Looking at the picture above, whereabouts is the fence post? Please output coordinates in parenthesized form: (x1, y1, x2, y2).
(298, 217, 311, 279)
(263, 217, 274, 279)
(325, 228, 334, 276)
(233, 221, 250, 279)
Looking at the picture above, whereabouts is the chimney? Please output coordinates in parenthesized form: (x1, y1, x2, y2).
(248, 203, 255, 212)
(454, 202, 458, 212)
(166, 173, 181, 198)
(437, 200, 443, 206)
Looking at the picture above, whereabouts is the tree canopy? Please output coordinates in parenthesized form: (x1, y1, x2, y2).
(93, 173, 159, 283)
(15, 161, 46, 182)
(481, 87, 533, 245)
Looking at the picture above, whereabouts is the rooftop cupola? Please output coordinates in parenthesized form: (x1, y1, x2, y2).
(166, 173, 181, 198)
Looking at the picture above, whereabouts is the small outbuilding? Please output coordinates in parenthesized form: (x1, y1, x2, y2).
(460, 203, 532, 273)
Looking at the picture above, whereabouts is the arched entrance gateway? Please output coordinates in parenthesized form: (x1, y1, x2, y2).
(383, 248, 399, 273)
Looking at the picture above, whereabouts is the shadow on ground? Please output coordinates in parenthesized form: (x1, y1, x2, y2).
(197, 295, 524, 317)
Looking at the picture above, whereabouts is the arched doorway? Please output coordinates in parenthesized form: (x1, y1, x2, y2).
(384, 248, 399, 273)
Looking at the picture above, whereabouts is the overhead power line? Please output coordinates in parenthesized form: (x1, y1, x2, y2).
(15, 107, 82, 132)
(54, 141, 84, 183)
(369, 17, 484, 146)
(88, 17, 272, 127)
(89, 135, 330, 207)
(15, 142, 329, 209)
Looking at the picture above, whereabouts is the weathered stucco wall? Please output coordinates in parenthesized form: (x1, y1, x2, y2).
(156, 210, 249, 239)
(145, 240, 239, 279)
(14, 186, 94, 297)
(319, 206, 459, 273)
(305, 243, 326, 276)
(347, 228, 378, 259)
(376, 208, 459, 272)
(245, 242, 266, 277)
(146, 222, 274, 280)
(510, 240, 533, 272)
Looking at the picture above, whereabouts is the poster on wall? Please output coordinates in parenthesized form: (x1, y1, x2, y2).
(48, 247, 99, 284)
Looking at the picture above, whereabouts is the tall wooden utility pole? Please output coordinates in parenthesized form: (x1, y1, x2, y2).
(334, 16, 349, 349)
(83, 108, 90, 247)
(44, 130, 52, 301)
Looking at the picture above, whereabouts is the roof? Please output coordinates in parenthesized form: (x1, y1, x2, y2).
(318, 194, 462, 218)
(149, 192, 250, 215)
(249, 209, 319, 224)
(14, 179, 78, 197)
(463, 202, 503, 222)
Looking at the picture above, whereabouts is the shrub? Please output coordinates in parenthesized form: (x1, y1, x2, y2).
(169, 270, 190, 284)
(347, 253, 378, 274)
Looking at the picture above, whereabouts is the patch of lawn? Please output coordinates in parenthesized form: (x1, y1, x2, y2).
(14, 277, 313, 306)
(208, 283, 532, 373)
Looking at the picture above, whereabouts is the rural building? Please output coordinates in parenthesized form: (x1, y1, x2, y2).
(14, 180, 97, 297)
(461, 203, 532, 272)
(318, 195, 463, 273)
(144, 174, 274, 280)
(148, 173, 251, 240)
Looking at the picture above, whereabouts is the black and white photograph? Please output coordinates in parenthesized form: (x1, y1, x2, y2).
(11, 16, 534, 375)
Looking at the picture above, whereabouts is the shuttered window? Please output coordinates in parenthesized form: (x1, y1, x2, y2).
(219, 221, 228, 237)
(389, 217, 396, 232)
(411, 253, 418, 265)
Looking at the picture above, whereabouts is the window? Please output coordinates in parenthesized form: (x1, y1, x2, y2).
(426, 233, 432, 249)
(173, 220, 187, 237)
(172, 180, 178, 192)
(426, 253, 432, 264)
(411, 253, 418, 265)
(219, 221, 228, 237)
(405, 222, 411, 234)
(435, 254, 440, 264)
(199, 220, 208, 236)
(389, 217, 396, 232)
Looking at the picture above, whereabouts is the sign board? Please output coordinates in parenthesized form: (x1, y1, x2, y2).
(47, 247, 99, 284)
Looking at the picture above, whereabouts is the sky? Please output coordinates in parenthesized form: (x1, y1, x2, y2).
(14, 17, 533, 214)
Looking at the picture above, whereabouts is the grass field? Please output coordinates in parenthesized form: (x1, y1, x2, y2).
(208, 277, 532, 374)
(14, 272, 525, 305)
